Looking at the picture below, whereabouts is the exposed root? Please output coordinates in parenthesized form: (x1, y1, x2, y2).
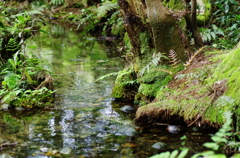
(36, 75, 54, 90)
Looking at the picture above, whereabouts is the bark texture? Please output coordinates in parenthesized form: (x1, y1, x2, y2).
(119, 0, 188, 64)
(146, 0, 187, 61)
(191, 0, 204, 47)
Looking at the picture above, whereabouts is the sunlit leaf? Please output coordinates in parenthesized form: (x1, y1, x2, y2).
(225, 4, 229, 13)
(177, 148, 189, 158)
(170, 150, 179, 158)
(203, 142, 219, 150)
(211, 136, 227, 143)
(150, 152, 171, 158)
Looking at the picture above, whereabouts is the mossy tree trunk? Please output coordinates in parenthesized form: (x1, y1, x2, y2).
(118, 0, 188, 69)
(191, 0, 204, 47)
(146, 0, 187, 61)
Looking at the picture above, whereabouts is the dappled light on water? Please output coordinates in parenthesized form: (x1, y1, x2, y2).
(0, 24, 212, 158)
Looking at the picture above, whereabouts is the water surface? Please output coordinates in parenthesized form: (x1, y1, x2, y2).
(0, 24, 212, 158)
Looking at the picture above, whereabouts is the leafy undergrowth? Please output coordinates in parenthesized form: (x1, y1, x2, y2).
(136, 43, 240, 129)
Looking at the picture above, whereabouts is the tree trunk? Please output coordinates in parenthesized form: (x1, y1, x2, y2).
(118, 0, 188, 65)
(191, 0, 204, 47)
(146, 0, 187, 61)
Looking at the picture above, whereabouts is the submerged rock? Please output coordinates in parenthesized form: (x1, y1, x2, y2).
(39, 147, 49, 153)
(152, 142, 167, 149)
(118, 126, 137, 136)
(120, 105, 135, 113)
(0, 153, 13, 158)
(166, 125, 182, 133)
(60, 147, 72, 155)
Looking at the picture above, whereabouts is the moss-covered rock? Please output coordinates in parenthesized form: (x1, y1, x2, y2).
(136, 44, 240, 129)
(111, 66, 138, 101)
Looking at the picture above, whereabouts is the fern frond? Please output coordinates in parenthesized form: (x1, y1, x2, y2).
(96, 72, 119, 81)
(215, 96, 235, 107)
(168, 49, 180, 66)
(96, 1, 119, 17)
(11, 10, 43, 18)
(140, 52, 168, 76)
(50, 0, 65, 6)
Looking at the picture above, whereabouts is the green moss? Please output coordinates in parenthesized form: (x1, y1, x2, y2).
(111, 66, 138, 100)
(163, 0, 185, 10)
(197, 0, 212, 26)
(111, 84, 126, 99)
(209, 44, 240, 104)
(123, 32, 132, 50)
(137, 65, 173, 98)
(140, 32, 152, 55)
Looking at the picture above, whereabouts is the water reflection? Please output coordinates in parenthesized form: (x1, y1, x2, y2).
(0, 24, 213, 158)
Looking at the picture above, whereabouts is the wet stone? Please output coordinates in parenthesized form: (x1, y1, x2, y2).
(39, 147, 49, 153)
(120, 105, 135, 113)
(152, 142, 167, 149)
(0, 153, 13, 158)
(60, 147, 72, 155)
(1, 104, 10, 110)
(118, 126, 137, 136)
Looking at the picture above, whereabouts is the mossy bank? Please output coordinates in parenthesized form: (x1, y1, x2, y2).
(112, 43, 240, 131)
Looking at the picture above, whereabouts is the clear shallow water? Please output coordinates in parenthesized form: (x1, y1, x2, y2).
(0, 24, 213, 158)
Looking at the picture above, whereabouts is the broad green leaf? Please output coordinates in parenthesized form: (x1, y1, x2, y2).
(170, 150, 179, 158)
(150, 152, 171, 158)
(211, 136, 227, 143)
(229, 0, 239, 5)
(203, 142, 219, 150)
(225, 4, 229, 13)
(210, 32, 216, 40)
(206, 33, 211, 41)
(177, 148, 189, 158)
(207, 154, 227, 158)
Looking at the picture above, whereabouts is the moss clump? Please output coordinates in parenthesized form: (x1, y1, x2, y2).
(111, 66, 138, 101)
(206, 43, 240, 128)
(197, 0, 212, 26)
(163, 0, 185, 10)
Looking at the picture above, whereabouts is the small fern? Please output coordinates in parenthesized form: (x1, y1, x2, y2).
(96, 0, 119, 18)
(168, 49, 180, 66)
(10, 10, 43, 18)
(215, 96, 236, 107)
(96, 72, 119, 81)
(50, 0, 65, 6)
(150, 148, 189, 158)
(140, 52, 168, 76)
(6, 38, 20, 52)
(199, 24, 224, 42)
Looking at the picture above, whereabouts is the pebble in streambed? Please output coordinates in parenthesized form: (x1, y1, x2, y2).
(120, 105, 135, 113)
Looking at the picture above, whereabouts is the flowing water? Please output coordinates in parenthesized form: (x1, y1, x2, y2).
(0, 24, 213, 158)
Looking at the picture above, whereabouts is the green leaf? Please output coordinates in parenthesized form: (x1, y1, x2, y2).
(229, 0, 239, 5)
(177, 148, 189, 158)
(207, 154, 227, 158)
(170, 150, 179, 158)
(150, 152, 171, 158)
(203, 142, 219, 150)
(211, 136, 227, 143)
(39, 29, 50, 35)
(210, 32, 216, 40)
(225, 4, 229, 13)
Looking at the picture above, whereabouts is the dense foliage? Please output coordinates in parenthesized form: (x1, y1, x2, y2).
(0, 3, 54, 109)
(200, 0, 240, 49)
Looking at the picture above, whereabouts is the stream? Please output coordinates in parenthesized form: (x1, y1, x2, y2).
(0, 23, 213, 158)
